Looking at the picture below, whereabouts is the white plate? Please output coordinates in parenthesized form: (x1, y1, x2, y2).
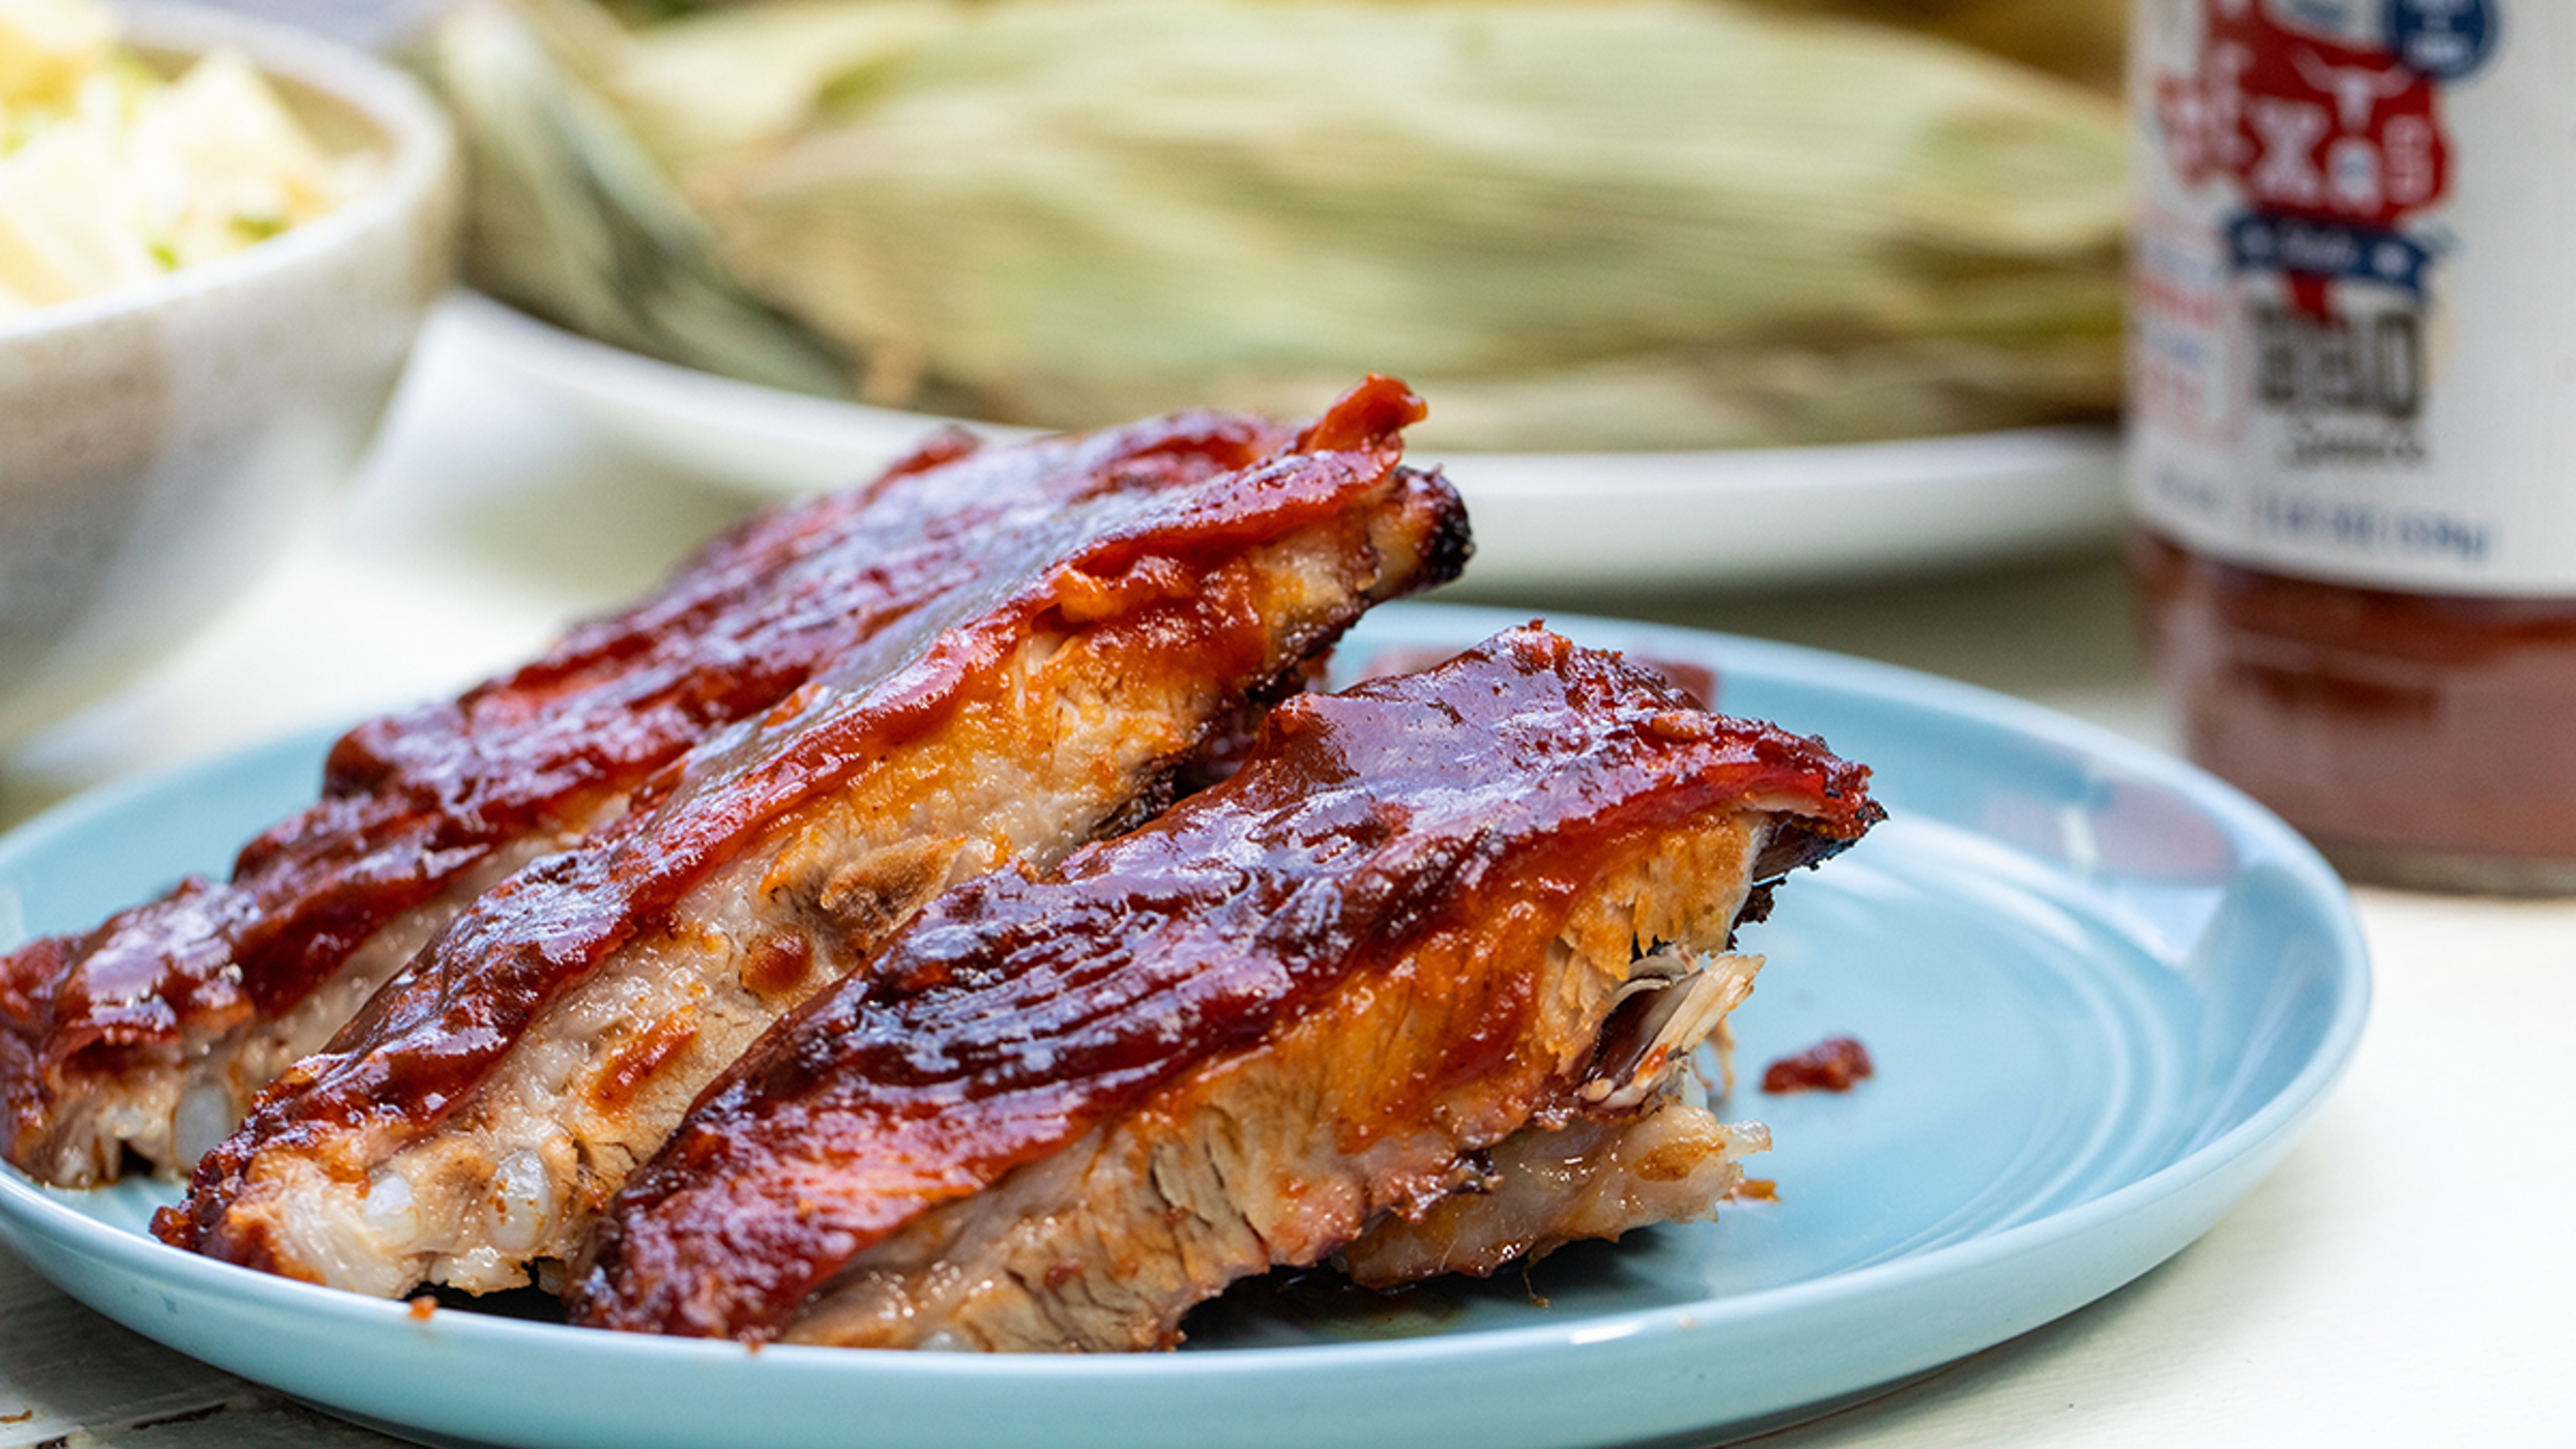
(0, 605, 2365, 1449)
(443, 292, 2125, 591)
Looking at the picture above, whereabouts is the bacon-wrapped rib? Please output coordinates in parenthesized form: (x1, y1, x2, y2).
(150, 378, 1467, 1297)
(567, 626, 1878, 1350)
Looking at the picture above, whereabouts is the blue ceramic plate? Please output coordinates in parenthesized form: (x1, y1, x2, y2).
(0, 604, 2368, 1449)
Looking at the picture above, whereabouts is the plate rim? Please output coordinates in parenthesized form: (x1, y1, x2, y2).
(458, 288, 2112, 479)
(0, 603, 2370, 1437)
(439, 293, 2129, 588)
(443, 290, 2122, 492)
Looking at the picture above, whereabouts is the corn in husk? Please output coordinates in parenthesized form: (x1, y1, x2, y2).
(434, 0, 2125, 449)
(431, 0, 849, 390)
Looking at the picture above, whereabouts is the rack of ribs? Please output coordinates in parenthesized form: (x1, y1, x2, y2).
(152, 376, 1469, 1297)
(1, 402, 1344, 1189)
(566, 625, 1880, 1350)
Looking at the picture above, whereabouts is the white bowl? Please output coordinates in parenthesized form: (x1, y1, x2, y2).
(0, 1, 456, 743)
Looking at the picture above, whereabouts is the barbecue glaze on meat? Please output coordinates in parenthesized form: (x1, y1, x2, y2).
(151, 377, 1468, 1295)
(568, 627, 1879, 1349)
(1, 401, 1316, 1189)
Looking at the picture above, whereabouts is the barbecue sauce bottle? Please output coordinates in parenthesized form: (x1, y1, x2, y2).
(2125, 0, 2576, 893)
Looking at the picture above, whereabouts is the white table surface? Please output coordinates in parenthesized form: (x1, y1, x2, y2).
(3, 299, 2569, 1447)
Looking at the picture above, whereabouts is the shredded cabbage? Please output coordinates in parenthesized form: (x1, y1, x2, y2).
(0, 0, 368, 314)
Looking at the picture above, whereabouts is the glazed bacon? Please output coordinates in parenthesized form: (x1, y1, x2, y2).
(567, 627, 1878, 1349)
(153, 377, 1468, 1297)
(0, 400, 1320, 1189)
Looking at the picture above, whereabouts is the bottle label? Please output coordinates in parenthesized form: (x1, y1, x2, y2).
(2127, 0, 2576, 595)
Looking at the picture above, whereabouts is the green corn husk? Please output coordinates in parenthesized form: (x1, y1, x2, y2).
(431, 0, 851, 392)
(435, 0, 2126, 449)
